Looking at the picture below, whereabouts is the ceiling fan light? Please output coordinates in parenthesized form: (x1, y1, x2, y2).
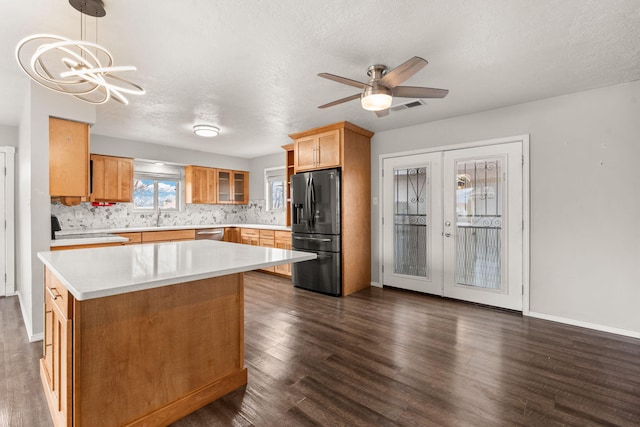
(361, 85, 393, 111)
(361, 93, 393, 111)
(193, 124, 220, 137)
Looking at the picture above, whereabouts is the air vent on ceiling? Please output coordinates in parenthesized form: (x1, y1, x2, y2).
(390, 99, 426, 112)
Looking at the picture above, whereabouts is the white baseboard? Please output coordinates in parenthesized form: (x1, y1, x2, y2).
(16, 292, 43, 342)
(527, 311, 640, 340)
(371, 281, 382, 288)
(30, 332, 44, 342)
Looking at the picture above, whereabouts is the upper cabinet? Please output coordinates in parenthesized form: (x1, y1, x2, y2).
(233, 170, 249, 204)
(282, 143, 295, 226)
(185, 166, 249, 205)
(90, 154, 133, 203)
(293, 129, 341, 172)
(49, 117, 90, 204)
(216, 169, 249, 204)
(185, 165, 217, 204)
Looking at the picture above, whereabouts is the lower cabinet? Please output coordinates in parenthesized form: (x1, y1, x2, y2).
(224, 227, 241, 243)
(141, 229, 196, 243)
(259, 230, 275, 273)
(40, 267, 247, 427)
(240, 228, 291, 277)
(41, 269, 73, 427)
(240, 228, 260, 246)
(274, 230, 292, 276)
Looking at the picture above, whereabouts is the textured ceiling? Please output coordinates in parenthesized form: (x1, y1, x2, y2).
(2, 0, 640, 158)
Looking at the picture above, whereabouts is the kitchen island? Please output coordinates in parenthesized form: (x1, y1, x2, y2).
(37, 240, 315, 427)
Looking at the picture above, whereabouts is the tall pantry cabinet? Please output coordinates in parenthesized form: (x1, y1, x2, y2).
(288, 121, 373, 296)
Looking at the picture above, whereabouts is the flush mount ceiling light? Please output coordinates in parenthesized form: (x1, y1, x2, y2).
(14, 0, 144, 105)
(193, 125, 220, 138)
(361, 83, 393, 111)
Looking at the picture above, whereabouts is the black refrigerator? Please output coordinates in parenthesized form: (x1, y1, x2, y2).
(291, 168, 341, 296)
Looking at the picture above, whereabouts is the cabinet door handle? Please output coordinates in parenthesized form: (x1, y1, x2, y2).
(46, 286, 61, 300)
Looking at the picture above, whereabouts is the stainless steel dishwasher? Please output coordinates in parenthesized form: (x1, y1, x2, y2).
(194, 228, 225, 241)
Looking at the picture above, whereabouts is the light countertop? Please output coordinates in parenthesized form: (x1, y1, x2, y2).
(38, 240, 315, 301)
(56, 224, 291, 236)
(50, 233, 129, 247)
(52, 224, 291, 247)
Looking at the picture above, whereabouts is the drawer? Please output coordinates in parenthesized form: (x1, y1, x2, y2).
(274, 230, 290, 240)
(141, 229, 195, 243)
(241, 228, 260, 238)
(45, 268, 72, 319)
(116, 232, 142, 244)
(259, 229, 275, 239)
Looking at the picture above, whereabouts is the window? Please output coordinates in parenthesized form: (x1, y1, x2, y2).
(133, 161, 183, 211)
(265, 167, 285, 211)
(133, 179, 179, 210)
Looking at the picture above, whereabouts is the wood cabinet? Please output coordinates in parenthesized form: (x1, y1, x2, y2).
(41, 269, 73, 427)
(115, 230, 195, 245)
(50, 242, 124, 251)
(274, 230, 292, 276)
(282, 143, 295, 226)
(115, 232, 142, 245)
(49, 117, 90, 205)
(217, 169, 249, 204)
(233, 171, 249, 204)
(239, 228, 291, 276)
(240, 228, 260, 246)
(185, 165, 217, 204)
(259, 230, 275, 272)
(288, 121, 374, 296)
(185, 166, 249, 205)
(293, 129, 341, 172)
(141, 229, 195, 243)
(224, 227, 241, 243)
(40, 267, 247, 427)
(90, 154, 133, 203)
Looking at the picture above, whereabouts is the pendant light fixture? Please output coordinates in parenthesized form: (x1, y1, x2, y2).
(15, 0, 144, 105)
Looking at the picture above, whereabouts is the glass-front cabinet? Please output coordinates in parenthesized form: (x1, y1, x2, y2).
(233, 171, 249, 204)
(185, 166, 248, 205)
(216, 169, 248, 205)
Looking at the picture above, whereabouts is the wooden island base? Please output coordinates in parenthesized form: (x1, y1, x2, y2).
(41, 269, 247, 427)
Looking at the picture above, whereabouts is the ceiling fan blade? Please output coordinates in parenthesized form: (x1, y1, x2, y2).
(318, 93, 361, 109)
(318, 73, 370, 89)
(375, 109, 389, 118)
(392, 86, 449, 98)
(379, 56, 428, 88)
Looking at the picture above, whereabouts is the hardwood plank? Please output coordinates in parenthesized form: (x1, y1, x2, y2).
(2, 272, 640, 426)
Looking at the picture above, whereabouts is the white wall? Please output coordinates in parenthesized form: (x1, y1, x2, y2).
(249, 152, 286, 200)
(91, 134, 250, 171)
(371, 80, 640, 335)
(0, 125, 18, 147)
(16, 83, 95, 341)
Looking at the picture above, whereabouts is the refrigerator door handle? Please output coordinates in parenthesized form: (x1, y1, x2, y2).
(305, 176, 312, 227)
(309, 176, 316, 227)
(293, 236, 332, 242)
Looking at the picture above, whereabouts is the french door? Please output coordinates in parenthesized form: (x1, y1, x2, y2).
(382, 141, 524, 311)
(382, 153, 443, 294)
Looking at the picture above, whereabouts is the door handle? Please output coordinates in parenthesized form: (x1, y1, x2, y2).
(444, 232, 452, 237)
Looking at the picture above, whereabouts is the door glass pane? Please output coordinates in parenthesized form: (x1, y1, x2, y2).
(394, 167, 429, 278)
(455, 158, 503, 289)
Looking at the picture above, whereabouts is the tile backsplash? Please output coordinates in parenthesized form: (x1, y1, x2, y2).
(51, 200, 286, 231)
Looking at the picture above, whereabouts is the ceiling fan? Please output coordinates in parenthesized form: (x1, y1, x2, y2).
(317, 56, 448, 117)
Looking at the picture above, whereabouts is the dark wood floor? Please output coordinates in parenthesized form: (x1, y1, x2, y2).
(2, 272, 640, 426)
